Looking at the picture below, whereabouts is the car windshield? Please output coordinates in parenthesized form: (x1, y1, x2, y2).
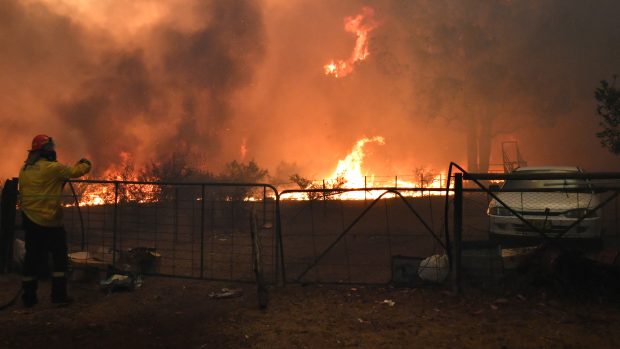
(501, 170, 592, 190)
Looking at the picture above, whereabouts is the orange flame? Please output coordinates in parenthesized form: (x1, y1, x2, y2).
(329, 136, 384, 188)
(240, 137, 248, 160)
(74, 152, 161, 206)
(281, 136, 448, 200)
(74, 139, 448, 205)
(324, 6, 378, 78)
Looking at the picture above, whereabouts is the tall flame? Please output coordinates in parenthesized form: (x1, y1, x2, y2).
(329, 136, 384, 188)
(317, 136, 447, 200)
(324, 6, 378, 78)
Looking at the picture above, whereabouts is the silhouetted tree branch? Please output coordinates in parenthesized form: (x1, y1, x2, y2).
(595, 76, 620, 154)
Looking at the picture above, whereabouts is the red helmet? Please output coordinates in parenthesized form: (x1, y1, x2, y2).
(30, 134, 54, 151)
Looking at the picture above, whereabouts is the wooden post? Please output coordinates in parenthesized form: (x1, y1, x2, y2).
(452, 173, 463, 294)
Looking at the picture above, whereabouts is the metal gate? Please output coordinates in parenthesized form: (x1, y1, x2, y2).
(11, 180, 281, 284)
(277, 187, 448, 284)
(447, 162, 620, 292)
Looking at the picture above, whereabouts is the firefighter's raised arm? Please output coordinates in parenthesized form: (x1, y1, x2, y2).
(53, 158, 92, 180)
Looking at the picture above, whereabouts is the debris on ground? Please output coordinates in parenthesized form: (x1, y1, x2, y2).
(100, 274, 142, 293)
(208, 288, 244, 299)
(381, 299, 395, 307)
(417, 254, 449, 283)
(69, 251, 106, 266)
(115, 247, 161, 275)
(501, 246, 538, 270)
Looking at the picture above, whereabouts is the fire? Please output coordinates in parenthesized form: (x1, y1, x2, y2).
(76, 176, 160, 207)
(329, 136, 384, 188)
(73, 153, 161, 206)
(72, 139, 448, 205)
(324, 6, 378, 78)
(283, 136, 448, 201)
(240, 138, 248, 160)
(326, 136, 445, 199)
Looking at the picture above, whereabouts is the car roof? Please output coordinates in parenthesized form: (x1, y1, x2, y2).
(513, 166, 580, 173)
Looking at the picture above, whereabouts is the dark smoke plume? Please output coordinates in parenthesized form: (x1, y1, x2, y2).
(1, 0, 265, 178)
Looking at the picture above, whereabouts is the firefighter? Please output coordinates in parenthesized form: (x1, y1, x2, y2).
(18, 135, 91, 307)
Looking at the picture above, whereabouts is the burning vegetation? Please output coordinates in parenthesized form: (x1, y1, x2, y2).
(72, 135, 447, 205)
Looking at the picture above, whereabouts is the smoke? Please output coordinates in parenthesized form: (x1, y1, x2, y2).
(0, 0, 265, 178)
(240, 0, 620, 175)
(375, 0, 620, 171)
(1, 0, 619, 182)
(55, 51, 154, 167)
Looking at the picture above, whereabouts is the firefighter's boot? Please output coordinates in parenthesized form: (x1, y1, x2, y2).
(21, 279, 38, 308)
(51, 275, 73, 306)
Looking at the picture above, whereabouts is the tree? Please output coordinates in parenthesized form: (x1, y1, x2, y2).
(216, 160, 269, 200)
(142, 152, 195, 183)
(290, 174, 321, 200)
(595, 76, 620, 154)
(219, 160, 268, 183)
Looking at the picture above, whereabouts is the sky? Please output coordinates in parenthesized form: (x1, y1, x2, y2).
(1, 0, 619, 183)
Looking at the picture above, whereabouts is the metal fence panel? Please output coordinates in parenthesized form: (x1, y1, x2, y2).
(449, 169, 620, 291)
(278, 189, 448, 284)
(59, 181, 278, 284)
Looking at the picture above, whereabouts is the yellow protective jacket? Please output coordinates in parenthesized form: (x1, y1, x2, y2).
(19, 159, 91, 227)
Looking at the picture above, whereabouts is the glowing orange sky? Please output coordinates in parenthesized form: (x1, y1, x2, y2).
(1, 0, 620, 183)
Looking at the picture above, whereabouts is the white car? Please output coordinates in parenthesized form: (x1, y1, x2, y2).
(488, 166, 602, 246)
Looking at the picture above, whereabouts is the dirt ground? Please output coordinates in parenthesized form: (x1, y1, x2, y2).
(0, 275, 620, 348)
(1, 274, 619, 349)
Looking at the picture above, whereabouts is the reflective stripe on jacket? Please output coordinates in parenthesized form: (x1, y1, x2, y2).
(18, 159, 91, 227)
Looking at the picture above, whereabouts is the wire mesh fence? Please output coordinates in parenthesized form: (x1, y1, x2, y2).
(3, 179, 451, 287)
(451, 170, 620, 289)
(4, 167, 620, 293)
(277, 188, 449, 285)
(29, 180, 282, 284)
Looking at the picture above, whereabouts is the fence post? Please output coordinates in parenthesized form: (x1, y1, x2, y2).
(0, 178, 18, 274)
(364, 176, 367, 202)
(263, 187, 267, 224)
(200, 184, 205, 279)
(112, 181, 119, 267)
(174, 187, 180, 276)
(275, 194, 286, 286)
(452, 173, 463, 294)
(614, 198, 620, 248)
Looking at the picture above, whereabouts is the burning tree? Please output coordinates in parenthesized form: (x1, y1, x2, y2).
(595, 76, 620, 155)
(289, 174, 347, 200)
(414, 167, 438, 187)
(290, 174, 320, 200)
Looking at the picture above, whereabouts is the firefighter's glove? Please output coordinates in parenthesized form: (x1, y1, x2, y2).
(78, 158, 92, 167)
